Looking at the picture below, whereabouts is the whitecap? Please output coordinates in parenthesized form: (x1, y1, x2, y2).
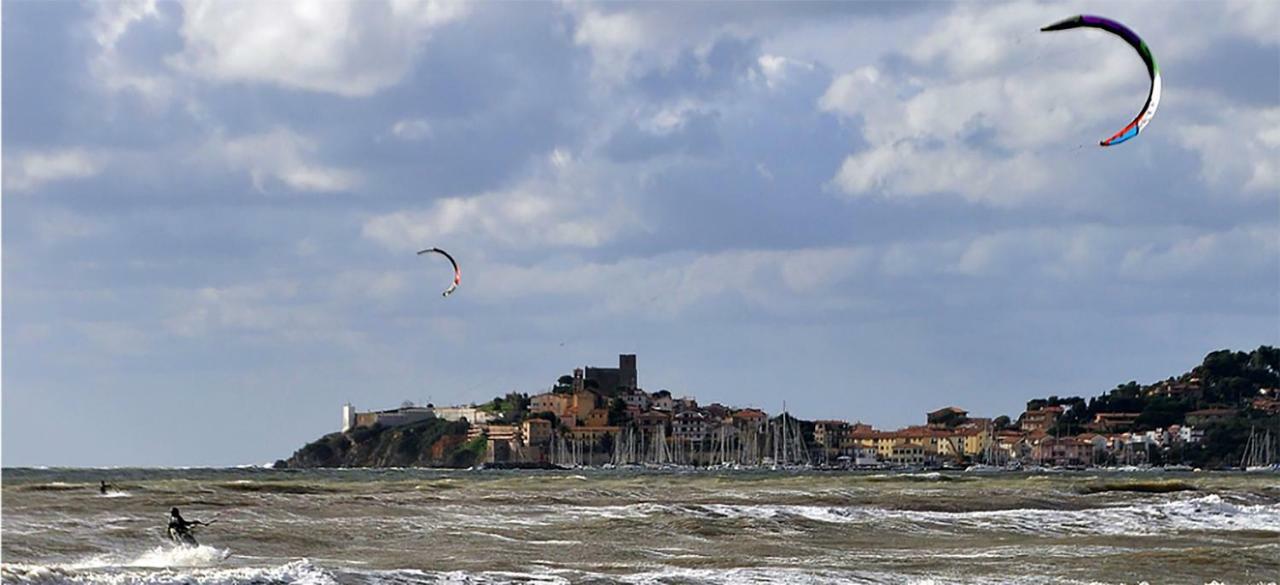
(126, 545, 232, 568)
(0, 558, 337, 585)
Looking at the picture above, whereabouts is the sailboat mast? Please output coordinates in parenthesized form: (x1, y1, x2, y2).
(782, 401, 789, 466)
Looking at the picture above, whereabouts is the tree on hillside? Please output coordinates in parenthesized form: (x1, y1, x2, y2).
(607, 398, 628, 425)
(531, 411, 559, 427)
(1019, 347, 1279, 443)
(1249, 346, 1279, 374)
(930, 409, 968, 428)
(1134, 396, 1191, 429)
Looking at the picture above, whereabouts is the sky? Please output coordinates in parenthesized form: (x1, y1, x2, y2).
(2, 0, 1277, 467)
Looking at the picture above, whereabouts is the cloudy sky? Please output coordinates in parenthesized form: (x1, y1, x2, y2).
(3, 0, 1276, 467)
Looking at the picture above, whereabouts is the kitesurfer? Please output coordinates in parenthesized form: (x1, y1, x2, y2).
(167, 507, 208, 547)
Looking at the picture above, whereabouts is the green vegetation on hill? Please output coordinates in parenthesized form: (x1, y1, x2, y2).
(276, 418, 477, 468)
(475, 392, 531, 423)
(1024, 346, 1279, 467)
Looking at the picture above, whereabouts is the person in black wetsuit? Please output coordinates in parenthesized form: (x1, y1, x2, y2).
(167, 507, 207, 546)
(99, 480, 109, 495)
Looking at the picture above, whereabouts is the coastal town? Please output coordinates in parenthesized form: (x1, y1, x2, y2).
(327, 349, 1280, 471)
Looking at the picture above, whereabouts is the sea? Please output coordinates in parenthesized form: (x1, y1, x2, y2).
(2, 467, 1278, 584)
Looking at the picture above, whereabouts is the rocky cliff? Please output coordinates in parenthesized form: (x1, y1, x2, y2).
(275, 418, 483, 468)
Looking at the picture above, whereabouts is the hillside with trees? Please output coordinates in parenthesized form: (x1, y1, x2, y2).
(1020, 346, 1279, 467)
(276, 418, 483, 468)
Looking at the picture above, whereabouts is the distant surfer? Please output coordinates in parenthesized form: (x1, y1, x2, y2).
(167, 507, 209, 547)
(99, 480, 109, 495)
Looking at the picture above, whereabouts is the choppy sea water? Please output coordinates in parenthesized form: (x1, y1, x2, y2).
(2, 468, 1278, 584)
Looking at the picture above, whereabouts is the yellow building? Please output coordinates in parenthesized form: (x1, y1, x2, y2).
(571, 389, 599, 413)
(564, 426, 620, 441)
(530, 392, 569, 417)
(583, 409, 609, 427)
(852, 426, 945, 461)
(522, 419, 552, 446)
(887, 442, 936, 465)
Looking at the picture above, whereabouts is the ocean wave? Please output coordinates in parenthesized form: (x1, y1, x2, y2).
(338, 565, 1090, 585)
(508, 495, 1280, 537)
(55, 545, 232, 570)
(1078, 479, 1197, 494)
(861, 472, 965, 482)
(214, 481, 347, 495)
(3, 561, 1271, 585)
(614, 566, 1080, 584)
(1, 560, 336, 585)
(873, 494, 1280, 536)
(12, 482, 85, 492)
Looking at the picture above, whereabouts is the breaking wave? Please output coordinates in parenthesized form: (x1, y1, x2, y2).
(0, 546, 321, 585)
(1, 559, 335, 585)
(524, 494, 1280, 537)
(6, 468, 1278, 584)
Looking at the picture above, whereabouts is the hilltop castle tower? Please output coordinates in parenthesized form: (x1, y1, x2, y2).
(584, 354, 638, 396)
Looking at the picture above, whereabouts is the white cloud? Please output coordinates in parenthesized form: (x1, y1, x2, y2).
(817, 65, 883, 118)
(89, 0, 174, 103)
(1119, 224, 1280, 280)
(362, 149, 643, 251)
(754, 54, 814, 90)
(1222, 0, 1280, 47)
(829, 141, 1049, 206)
(817, 3, 1170, 205)
(571, 9, 656, 86)
(943, 223, 1280, 284)
(468, 250, 827, 316)
(549, 148, 573, 169)
(363, 191, 617, 251)
(165, 280, 301, 337)
(3, 150, 105, 193)
(170, 0, 468, 97)
(209, 128, 359, 193)
(568, 4, 775, 89)
(906, 2, 1046, 78)
(391, 118, 433, 141)
(1175, 106, 1280, 195)
(458, 223, 1276, 317)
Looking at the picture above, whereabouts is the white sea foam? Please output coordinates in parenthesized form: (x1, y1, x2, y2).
(57, 545, 230, 571)
(126, 545, 232, 568)
(507, 494, 1280, 537)
(349, 568, 572, 584)
(610, 565, 1062, 584)
(0, 559, 335, 585)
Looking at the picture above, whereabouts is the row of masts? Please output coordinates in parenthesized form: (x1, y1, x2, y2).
(546, 414, 811, 468)
(1241, 427, 1277, 470)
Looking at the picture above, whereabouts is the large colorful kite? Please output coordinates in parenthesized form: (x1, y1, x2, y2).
(1041, 15, 1161, 147)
